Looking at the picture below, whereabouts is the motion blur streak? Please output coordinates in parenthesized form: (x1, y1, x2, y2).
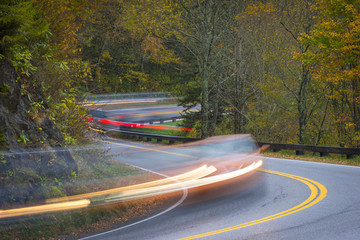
(105, 160, 262, 203)
(0, 135, 264, 221)
(178, 168, 327, 240)
(100, 139, 196, 158)
(46, 164, 212, 203)
(0, 160, 262, 219)
(82, 100, 157, 107)
(0, 200, 90, 219)
(0, 165, 209, 219)
(97, 118, 193, 131)
(132, 108, 198, 118)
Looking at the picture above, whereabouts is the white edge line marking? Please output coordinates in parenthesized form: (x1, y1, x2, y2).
(80, 131, 262, 239)
(78, 147, 189, 240)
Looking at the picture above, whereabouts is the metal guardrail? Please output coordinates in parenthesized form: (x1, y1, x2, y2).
(137, 117, 183, 125)
(117, 129, 200, 144)
(85, 96, 359, 159)
(258, 142, 360, 159)
(114, 130, 360, 159)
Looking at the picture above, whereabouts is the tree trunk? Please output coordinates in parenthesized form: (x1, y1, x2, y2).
(298, 64, 310, 144)
(201, 64, 209, 138)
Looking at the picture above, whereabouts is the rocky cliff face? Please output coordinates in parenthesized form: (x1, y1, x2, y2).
(0, 59, 78, 206)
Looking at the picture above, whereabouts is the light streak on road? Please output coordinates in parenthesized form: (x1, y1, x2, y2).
(0, 164, 215, 219)
(46, 164, 213, 203)
(0, 200, 90, 219)
(132, 109, 199, 118)
(82, 100, 157, 107)
(97, 118, 193, 131)
(0, 134, 264, 221)
(104, 160, 263, 203)
(0, 159, 262, 219)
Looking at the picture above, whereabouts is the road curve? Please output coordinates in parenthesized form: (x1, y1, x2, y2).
(77, 138, 360, 240)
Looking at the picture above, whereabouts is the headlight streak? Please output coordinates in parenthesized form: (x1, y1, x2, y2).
(0, 200, 91, 219)
(0, 165, 210, 219)
(82, 100, 157, 107)
(0, 160, 263, 219)
(103, 160, 262, 203)
(46, 164, 212, 203)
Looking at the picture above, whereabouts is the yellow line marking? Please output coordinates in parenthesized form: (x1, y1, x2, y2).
(177, 168, 327, 240)
(100, 139, 196, 158)
(101, 137, 327, 239)
(89, 127, 105, 133)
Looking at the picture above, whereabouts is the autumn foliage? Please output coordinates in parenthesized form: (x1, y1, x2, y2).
(299, 0, 360, 146)
(1, 0, 359, 147)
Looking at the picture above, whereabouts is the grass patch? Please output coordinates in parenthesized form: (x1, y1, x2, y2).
(157, 120, 183, 127)
(0, 146, 168, 239)
(263, 149, 360, 167)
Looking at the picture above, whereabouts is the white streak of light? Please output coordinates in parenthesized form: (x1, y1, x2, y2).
(105, 160, 262, 202)
(0, 200, 90, 219)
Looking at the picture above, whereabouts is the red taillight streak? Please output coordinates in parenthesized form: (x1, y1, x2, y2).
(98, 118, 193, 131)
(85, 117, 94, 122)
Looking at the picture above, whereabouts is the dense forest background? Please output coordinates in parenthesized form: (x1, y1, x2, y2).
(1, 0, 360, 147)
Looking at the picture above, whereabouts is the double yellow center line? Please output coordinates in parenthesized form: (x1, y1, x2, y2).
(178, 168, 327, 239)
(102, 139, 327, 239)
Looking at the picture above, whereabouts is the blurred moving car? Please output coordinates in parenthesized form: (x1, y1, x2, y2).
(178, 134, 266, 174)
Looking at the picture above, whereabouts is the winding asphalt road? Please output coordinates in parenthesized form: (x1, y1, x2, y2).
(77, 137, 360, 240)
(90, 104, 199, 124)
